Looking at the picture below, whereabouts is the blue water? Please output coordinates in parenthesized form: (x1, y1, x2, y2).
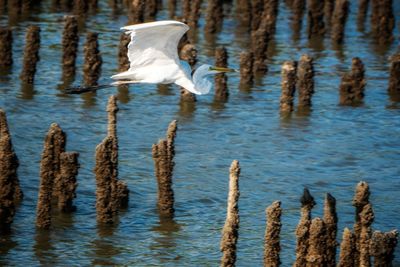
(0, 0, 399, 266)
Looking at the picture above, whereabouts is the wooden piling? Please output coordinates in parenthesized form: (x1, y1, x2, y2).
(280, 61, 297, 113)
(388, 53, 400, 98)
(294, 188, 315, 267)
(204, 0, 223, 34)
(0, 27, 12, 68)
(36, 123, 66, 229)
(339, 57, 366, 106)
(0, 109, 22, 232)
(73, 0, 88, 15)
(370, 230, 399, 267)
(188, 0, 202, 29)
(214, 47, 229, 101)
(251, 0, 263, 31)
(307, 0, 325, 38)
(251, 19, 270, 74)
(371, 0, 394, 44)
(263, 201, 282, 267)
(324, 0, 334, 30)
(146, 0, 157, 21)
(129, 0, 145, 24)
(357, 0, 370, 29)
(118, 33, 130, 72)
(338, 228, 356, 267)
(306, 218, 327, 266)
(236, 0, 251, 29)
(168, 0, 177, 18)
(152, 120, 177, 217)
(359, 203, 374, 267)
(220, 160, 240, 267)
(83, 32, 102, 87)
(352, 181, 370, 266)
(323, 193, 338, 267)
(57, 152, 79, 212)
(20, 25, 40, 84)
(239, 51, 254, 86)
(62, 15, 79, 79)
(263, 0, 279, 37)
(331, 0, 349, 44)
(290, 0, 306, 40)
(297, 54, 314, 109)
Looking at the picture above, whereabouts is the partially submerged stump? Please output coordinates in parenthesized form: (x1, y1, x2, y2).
(338, 228, 356, 267)
(359, 203, 374, 267)
(0, 109, 22, 232)
(297, 54, 314, 109)
(331, 0, 349, 44)
(263, 201, 282, 267)
(323, 193, 338, 267)
(152, 120, 177, 217)
(83, 32, 102, 87)
(280, 61, 297, 113)
(307, 0, 325, 38)
(251, 18, 270, 74)
(20, 26, 41, 84)
(62, 15, 79, 79)
(204, 0, 223, 34)
(57, 152, 79, 212)
(339, 57, 366, 106)
(129, 0, 145, 24)
(36, 123, 66, 229)
(388, 53, 400, 98)
(214, 47, 229, 101)
(239, 51, 254, 86)
(370, 0, 395, 44)
(220, 160, 240, 267)
(0, 27, 12, 68)
(370, 230, 399, 267)
(294, 188, 316, 267)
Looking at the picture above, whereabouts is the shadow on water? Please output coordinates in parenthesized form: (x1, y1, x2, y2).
(34, 229, 59, 266)
(150, 215, 182, 263)
(0, 230, 18, 266)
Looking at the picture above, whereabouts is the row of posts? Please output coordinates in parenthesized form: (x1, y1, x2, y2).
(1, 101, 398, 265)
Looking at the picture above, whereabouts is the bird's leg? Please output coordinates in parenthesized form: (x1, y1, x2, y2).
(64, 84, 114, 94)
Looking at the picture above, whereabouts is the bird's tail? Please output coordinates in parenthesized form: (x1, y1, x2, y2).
(64, 84, 114, 94)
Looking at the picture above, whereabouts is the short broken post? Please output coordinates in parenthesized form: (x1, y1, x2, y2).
(294, 188, 316, 267)
(20, 26, 41, 84)
(0, 27, 13, 68)
(280, 61, 297, 113)
(263, 201, 282, 267)
(339, 57, 366, 106)
(152, 120, 177, 217)
(214, 47, 229, 101)
(83, 32, 102, 87)
(220, 160, 240, 267)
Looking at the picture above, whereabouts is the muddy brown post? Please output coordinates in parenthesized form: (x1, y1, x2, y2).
(129, 0, 145, 24)
(297, 54, 314, 109)
(73, 0, 88, 15)
(251, 0, 263, 31)
(251, 18, 270, 74)
(290, 0, 306, 40)
(168, 0, 177, 18)
(57, 152, 79, 212)
(357, 0, 370, 29)
(236, 0, 251, 29)
(0, 109, 22, 232)
(352, 181, 370, 266)
(83, 32, 102, 87)
(324, 0, 334, 30)
(338, 228, 356, 267)
(263, 201, 282, 267)
(323, 193, 337, 267)
(214, 47, 229, 101)
(339, 57, 366, 106)
(331, 0, 349, 44)
(20, 26, 40, 84)
(179, 43, 197, 102)
(220, 160, 240, 267)
(239, 51, 254, 87)
(388, 53, 400, 99)
(8, 0, 22, 16)
(62, 15, 79, 79)
(188, 0, 202, 29)
(204, 0, 223, 34)
(280, 61, 297, 113)
(0, 27, 13, 68)
(36, 123, 66, 229)
(370, 230, 399, 267)
(359, 203, 374, 267)
(182, 0, 191, 22)
(306, 217, 327, 266)
(370, 0, 394, 44)
(152, 120, 177, 217)
(95, 136, 118, 224)
(118, 33, 130, 72)
(306, 0, 325, 38)
(294, 188, 315, 267)
(146, 0, 157, 21)
(88, 0, 98, 12)
(263, 0, 279, 37)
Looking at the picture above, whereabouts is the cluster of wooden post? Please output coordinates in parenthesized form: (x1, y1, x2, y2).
(95, 95, 129, 224)
(36, 123, 80, 229)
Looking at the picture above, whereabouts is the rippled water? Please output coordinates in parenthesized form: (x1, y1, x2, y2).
(0, 0, 399, 266)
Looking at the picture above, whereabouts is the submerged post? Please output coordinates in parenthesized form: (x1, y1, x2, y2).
(239, 51, 254, 87)
(220, 160, 240, 267)
(331, 0, 349, 44)
(297, 54, 314, 110)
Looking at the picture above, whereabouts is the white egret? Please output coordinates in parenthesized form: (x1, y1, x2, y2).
(66, 20, 235, 95)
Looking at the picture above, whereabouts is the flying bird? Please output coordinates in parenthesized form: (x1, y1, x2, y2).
(66, 20, 235, 95)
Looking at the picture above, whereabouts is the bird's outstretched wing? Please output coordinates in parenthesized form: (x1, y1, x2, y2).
(121, 20, 189, 71)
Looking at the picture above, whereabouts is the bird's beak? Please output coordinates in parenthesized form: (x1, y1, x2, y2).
(210, 66, 238, 73)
